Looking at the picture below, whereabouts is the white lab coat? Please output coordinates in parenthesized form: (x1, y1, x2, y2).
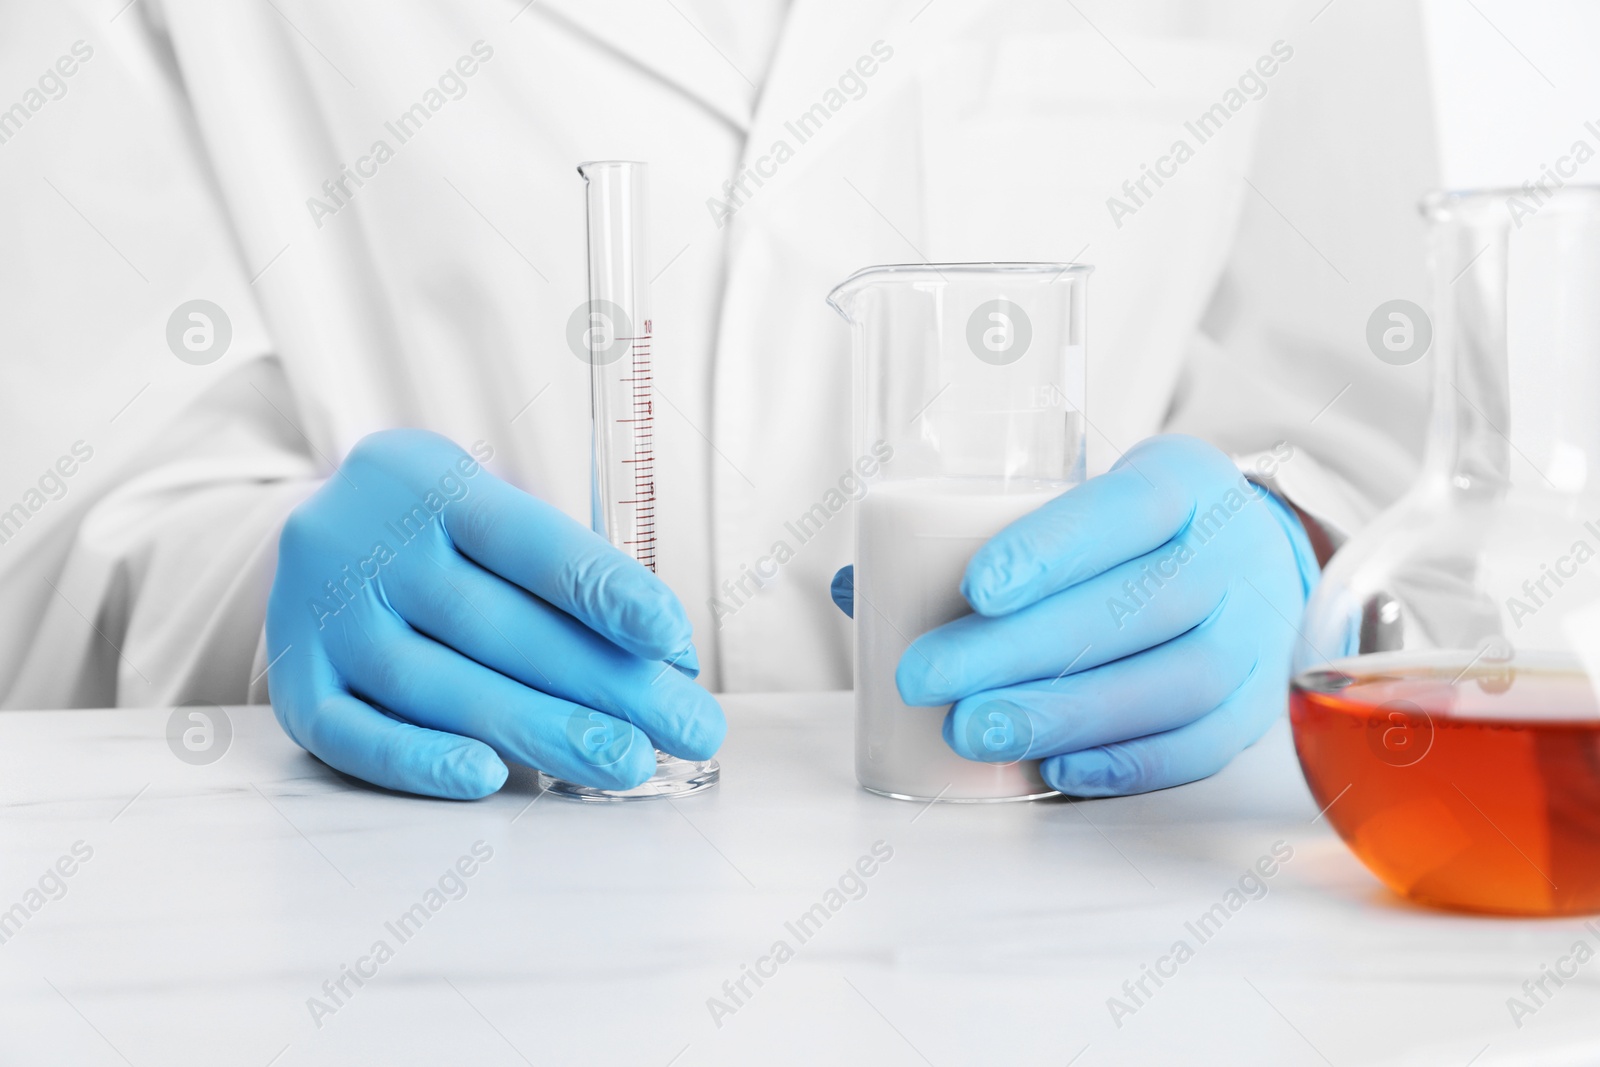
(0, 0, 1444, 708)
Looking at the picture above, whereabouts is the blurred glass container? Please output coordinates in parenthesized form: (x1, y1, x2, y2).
(1291, 186, 1600, 915)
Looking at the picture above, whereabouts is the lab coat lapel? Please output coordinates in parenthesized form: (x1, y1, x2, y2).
(537, 0, 758, 130)
(736, 0, 911, 171)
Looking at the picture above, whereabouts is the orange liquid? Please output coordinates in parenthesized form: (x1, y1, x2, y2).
(1290, 663, 1600, 915)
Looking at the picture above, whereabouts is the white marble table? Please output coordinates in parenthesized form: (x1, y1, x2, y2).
(0, 693, 1597, 1066)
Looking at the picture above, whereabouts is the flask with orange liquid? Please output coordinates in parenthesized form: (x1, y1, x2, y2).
(1291, 187, 1600, 916)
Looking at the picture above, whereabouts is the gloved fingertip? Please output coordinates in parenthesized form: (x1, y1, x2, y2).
(894, 648, 944, 707)
(614, 592, 694, 662)
(437, 742, 509, 800)
(948, 698, 1034, 762)
(609, 733, 660, 790)
(681, 699, 727, 762)
(566, 712, 658, 789)
(962, 549, 1031, 616)
(670, 642, 701, 679)
(944, 708, 978, 760)
(959, 571, 1005, 615)
(648, 679, 726, 762)
(830, 565, 855, 619)
(1043, 749, 1134, 797)
(654, 598, 696, 650)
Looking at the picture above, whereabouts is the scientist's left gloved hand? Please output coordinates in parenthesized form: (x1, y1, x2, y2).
(832, 434, 1319, 797)
(265, 429, 722, 800)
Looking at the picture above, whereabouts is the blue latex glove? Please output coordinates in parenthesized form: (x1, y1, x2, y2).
(831, 434, 1319, 797)
(266, 429, 724, 799)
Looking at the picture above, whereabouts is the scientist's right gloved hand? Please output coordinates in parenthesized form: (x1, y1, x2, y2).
(264, 429, 723, 799)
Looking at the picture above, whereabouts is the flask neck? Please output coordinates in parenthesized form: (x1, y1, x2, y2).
(1423, 218, 1511, 494)
(1423, 189, 1600, 497)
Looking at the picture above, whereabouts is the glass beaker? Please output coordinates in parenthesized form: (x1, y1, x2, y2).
(828, 263, 1091, 802)
(1292, 186, 1600, 915)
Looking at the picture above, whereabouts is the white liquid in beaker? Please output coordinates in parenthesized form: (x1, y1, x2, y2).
(855, 477, 1067, 801)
